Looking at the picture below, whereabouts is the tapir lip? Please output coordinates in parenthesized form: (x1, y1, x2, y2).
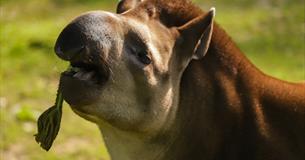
(59, 57, 111, 106)
(70, 61, 109, 84)
(59, 73, 104, 106)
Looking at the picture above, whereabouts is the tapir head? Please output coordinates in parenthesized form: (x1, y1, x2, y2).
(55, 0, 215, 133)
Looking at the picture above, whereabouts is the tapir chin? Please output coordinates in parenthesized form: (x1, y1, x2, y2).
(54, 0, 305, 160)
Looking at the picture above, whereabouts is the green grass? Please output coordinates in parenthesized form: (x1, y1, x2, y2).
(1, 0, 304, 160)
(215, 3, 304, 81)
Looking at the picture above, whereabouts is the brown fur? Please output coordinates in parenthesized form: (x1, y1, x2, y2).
(143, 0, 203, 27)
(138, 0, 305, 159)
(172, 24, 305, 160)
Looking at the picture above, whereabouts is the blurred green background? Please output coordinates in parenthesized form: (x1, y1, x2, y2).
(0, 0, 304, 159)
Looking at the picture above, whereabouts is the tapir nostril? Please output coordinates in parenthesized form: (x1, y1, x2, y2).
(54, 23, 86, 61)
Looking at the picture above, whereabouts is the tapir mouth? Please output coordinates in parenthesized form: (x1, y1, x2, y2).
(59, 58, 110, 106)
(62, 61, 110, 85)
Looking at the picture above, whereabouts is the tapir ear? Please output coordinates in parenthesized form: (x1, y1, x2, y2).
(178, 8, 215, 60)
(117, 0, 142, 14)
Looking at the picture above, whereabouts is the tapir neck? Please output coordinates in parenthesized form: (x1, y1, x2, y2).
(98, 112, 179, 160)
(159, 24, 263, 160)
(163, 25, 305, 160)
(97, 87, 181, 160)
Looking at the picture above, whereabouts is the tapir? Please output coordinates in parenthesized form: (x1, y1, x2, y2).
(54, 0, 305, 159)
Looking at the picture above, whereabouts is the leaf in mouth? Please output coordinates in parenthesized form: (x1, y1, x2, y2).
(34, 87, 64, 151)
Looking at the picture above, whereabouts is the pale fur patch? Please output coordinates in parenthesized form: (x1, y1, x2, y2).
(145, 66, 158, 86)
(122, 18, 171, 87)
(125, 18, 168, 73)
(162, 87, 174, 110)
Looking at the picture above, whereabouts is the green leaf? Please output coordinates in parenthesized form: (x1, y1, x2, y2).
(34, 90, 63, 151)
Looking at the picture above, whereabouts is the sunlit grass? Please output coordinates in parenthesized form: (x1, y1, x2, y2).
(215, 4, 304, 81)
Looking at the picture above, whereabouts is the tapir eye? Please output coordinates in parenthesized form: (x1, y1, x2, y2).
(136, 51, 151, 65)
